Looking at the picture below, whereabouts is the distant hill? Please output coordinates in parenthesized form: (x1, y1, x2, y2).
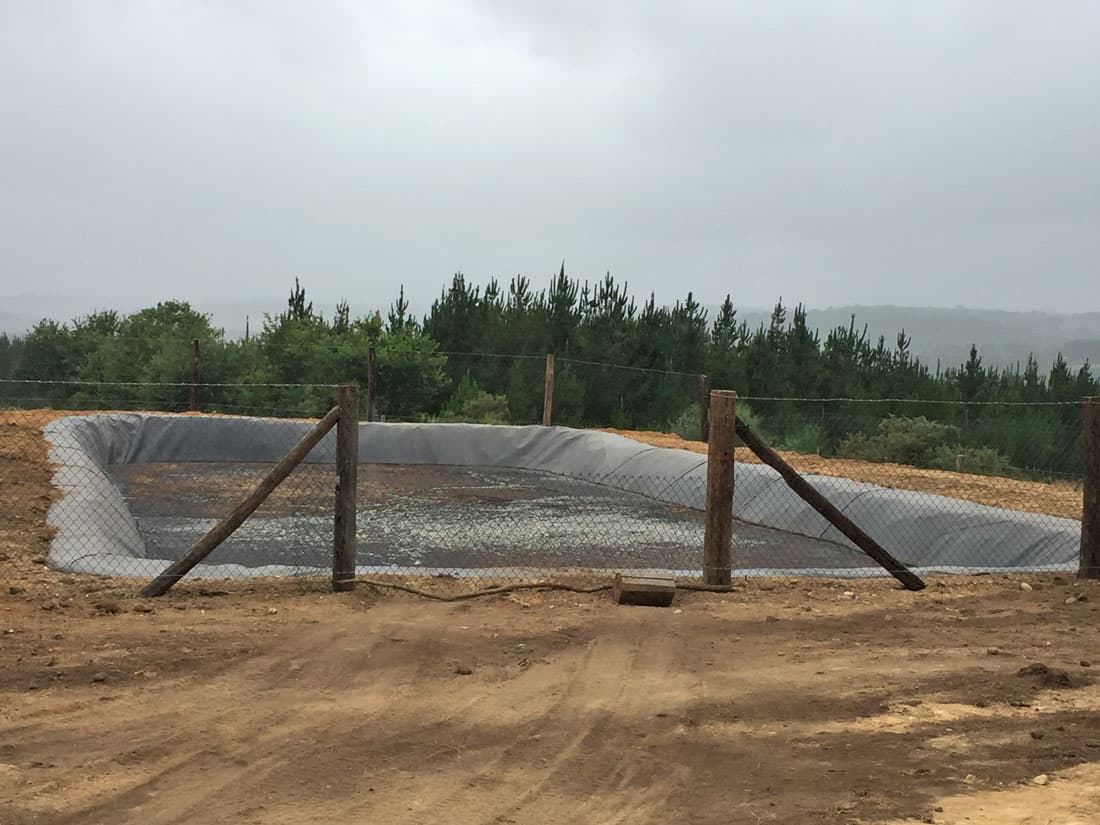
(3, 293, 1098, 371)
(731, 305, 1100, 372)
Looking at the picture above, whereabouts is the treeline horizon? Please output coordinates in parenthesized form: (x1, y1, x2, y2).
(0, 267, 1094, 477)
(2, 267, 1095, 397)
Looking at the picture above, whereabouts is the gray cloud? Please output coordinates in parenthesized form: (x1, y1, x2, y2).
(1, 0, 1098, 316)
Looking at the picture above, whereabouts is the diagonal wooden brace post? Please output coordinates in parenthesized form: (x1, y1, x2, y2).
(734, 416, 926, 591)
(140, 406, 341, 597)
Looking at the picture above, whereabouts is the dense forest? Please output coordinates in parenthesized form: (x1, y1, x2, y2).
(1, 268, 1095, 478)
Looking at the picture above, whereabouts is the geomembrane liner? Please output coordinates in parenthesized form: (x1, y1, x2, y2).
(43, 414, 1080, 579)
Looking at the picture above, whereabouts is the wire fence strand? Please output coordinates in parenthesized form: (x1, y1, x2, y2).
(1, 370, 1090, 599)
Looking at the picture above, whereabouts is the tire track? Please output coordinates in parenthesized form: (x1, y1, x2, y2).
(479, 618, 688, 824)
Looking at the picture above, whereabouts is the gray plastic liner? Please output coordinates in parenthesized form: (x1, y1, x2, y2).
(43, 414, 1080, 578)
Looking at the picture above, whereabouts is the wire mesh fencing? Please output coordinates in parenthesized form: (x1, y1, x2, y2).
(0, 379, 712, 597)
(1, 378, 1093, 600)
(1, 380, 343, 595)
(352, 467, 705, 583)
(726, 397, 1086, 577)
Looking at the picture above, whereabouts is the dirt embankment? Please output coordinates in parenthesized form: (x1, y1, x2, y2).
(603, 428, 1084, 520)
(0, 416, 59, 575)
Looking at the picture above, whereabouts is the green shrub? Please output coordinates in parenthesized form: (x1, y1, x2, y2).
(672, 405, 702, 441)
(671, 399, 787, 446)
(735, 401, 763, 436)
(441, 376, 510, 424)
(775, 424, 823, 455)
(670, 399, 804, 451)
(838, 416, 960, 466)
(460, 392, 510, 424)
(609, 402, 632, 430)
(930, 445, 1010, 476)
(837, 415, 1011, 474)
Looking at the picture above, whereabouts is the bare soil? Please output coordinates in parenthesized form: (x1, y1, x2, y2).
(3, 580, 1100, 824)
(0, 416, 58, 573)
(605, 428, 1084, 520)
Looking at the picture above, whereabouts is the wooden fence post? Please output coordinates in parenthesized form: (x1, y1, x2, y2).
(1080, 397, 1100, 579)
(333, 384, 359, 592)
(543, 353, 555, 426)
(704, 390, 736, 585)
(366, 346, 378, 422)
(190, 339, 200, 412)
(698, 374, 710, 443)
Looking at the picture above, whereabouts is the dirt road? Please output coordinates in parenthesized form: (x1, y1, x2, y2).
(3, 579, 1100, 824)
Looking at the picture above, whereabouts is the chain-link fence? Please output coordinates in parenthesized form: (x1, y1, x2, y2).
(1, 380, 342, 595)
(0, 378, 709, 596)
(725, 396, 1085, 578)
(354, 468, 704, 578)
(1, 378, 1093, 599)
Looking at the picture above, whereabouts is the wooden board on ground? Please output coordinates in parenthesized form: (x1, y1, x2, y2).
(613, 573, 676, 607)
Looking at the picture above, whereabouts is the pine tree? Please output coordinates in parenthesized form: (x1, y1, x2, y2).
(546, 262, 579, 355)
(333, 300, 350, 334)
(284, 278, 313, 322)
(1048, 353, 1074, 401)
(387, 286, 412, 332)
(959, 344, 986, 401)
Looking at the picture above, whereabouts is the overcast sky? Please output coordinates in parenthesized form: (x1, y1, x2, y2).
(2, 1, 1098, 317)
